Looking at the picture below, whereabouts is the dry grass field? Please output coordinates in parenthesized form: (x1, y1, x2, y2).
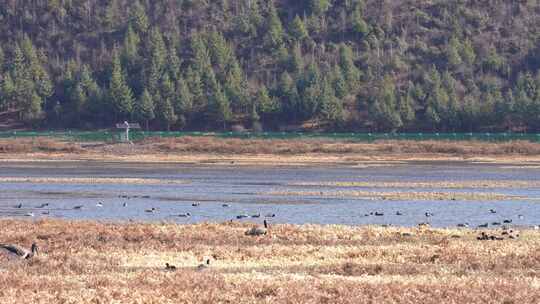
(1, 219, 539, 303)
(2, 137, 540, 165)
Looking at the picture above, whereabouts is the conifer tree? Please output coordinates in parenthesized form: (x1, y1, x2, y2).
(134, 89, 155, 130)
(109, 51, 134, 119)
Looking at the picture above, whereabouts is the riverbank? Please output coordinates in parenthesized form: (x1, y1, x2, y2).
(1, 137, 540, 166)
(0, 219, 538, 303)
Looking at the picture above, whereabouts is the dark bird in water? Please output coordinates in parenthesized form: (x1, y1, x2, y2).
(222, 204, 230, 207)
(197, 259, 211, 271)
(245, 220, 269, 236)
(165, 263, 177, 271)
(374, 212, 384, 216)
(73, 205, 84, 210)
(15, 203, 23, 209)
(478, 223, 489, 228)
(425, 212, 434, 217)
(491, 222, 501, 226)
(236, 214, 249, 219)
(96, 202, 103, 207)
(122, 202, 128, 207)
(192, 202, 200, 207)
(251, 213, 261, 218)
(145, 207, 157, 213)
(489, 209, 497, 214)
(0, 243, 38, 259)
(177, 213, 191, 217)
(396, 211, 403, 216)
(37, 203, 49, 208)
(503, 219, 512, 224)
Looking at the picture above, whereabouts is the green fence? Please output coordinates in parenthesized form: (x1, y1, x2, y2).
(1, 131, 540, 142)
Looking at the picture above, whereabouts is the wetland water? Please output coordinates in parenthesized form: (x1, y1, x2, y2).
(0, 161, 539, 228)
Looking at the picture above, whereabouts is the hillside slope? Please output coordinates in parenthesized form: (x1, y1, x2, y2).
(0, 0, 539, 132)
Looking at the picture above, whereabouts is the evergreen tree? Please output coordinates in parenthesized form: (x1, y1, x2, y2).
(134, 89, 155, 130)
(290, 15, 309, 42)
(264, 2, 285, 49)
(109, 51, 134, 119)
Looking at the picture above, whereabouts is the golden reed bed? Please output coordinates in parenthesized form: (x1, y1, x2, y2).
(0, 219, 539, 303)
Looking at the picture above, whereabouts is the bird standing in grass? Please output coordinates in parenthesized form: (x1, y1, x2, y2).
(0, 243, 38, 259)
(197, 259, 211, 271)
(245, 220, 269, 236)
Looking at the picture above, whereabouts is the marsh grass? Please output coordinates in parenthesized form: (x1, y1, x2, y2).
(0, 219, 539, 303)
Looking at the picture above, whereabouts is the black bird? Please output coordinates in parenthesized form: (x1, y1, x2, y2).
(37, 203, 49, 208)
(15, 203, 23, 209)
(122, 202, 128, 207)
(425, 212, 434, 217)
(192, 202, 200, 207)
(503, 219, 512, 224)
(374, 212, 384, 216)
(0, 243, 38, 259)
(222, 204, 230, 207)
(478, 223, 489, 228)
(396, 211, 403, 216)
(73, 205, 84, 210)
(165, 263, 177, 271)
(489, 209, 497, 214)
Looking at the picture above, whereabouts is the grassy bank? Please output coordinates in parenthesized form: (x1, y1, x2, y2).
(0, 219, 539, 303)
(1, 137, 540, 165)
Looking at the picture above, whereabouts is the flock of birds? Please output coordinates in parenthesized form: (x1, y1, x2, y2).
(2, 199, 538, 231)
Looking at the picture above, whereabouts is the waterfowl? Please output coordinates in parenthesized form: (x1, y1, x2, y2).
(192, 202, 200, 207)
(491, 222, 501, 226)
(73, 205, 84, 210)
(96, 202, 103, 207)
(265, 213, 276, 218)
(145, 207, 157, 213)
(396, 211, 403, 216)
(165, 263, 177, 271)
(236, 214, 249, 219)
(425, 212, 434, 217)
(197, 259, 211, 271)
(24, 212, 35, 217)
(177, 213, 191, 217)
(251, 213, 261, 218)
(222, 204, 230, 207)
(374, 212, 384, 216)
(245, 220, 268, 236)
(15, 203, 23, 209)
(478, 223, 489, 228)
(37, 203, 49, 208)
(503, 219, 512, 224)
(489, 209, 497, 214)
(122, 202, 128, 207)
(0, 243, 38, 259)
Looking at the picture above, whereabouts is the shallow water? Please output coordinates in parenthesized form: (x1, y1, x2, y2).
(0, 161, 539, 228)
